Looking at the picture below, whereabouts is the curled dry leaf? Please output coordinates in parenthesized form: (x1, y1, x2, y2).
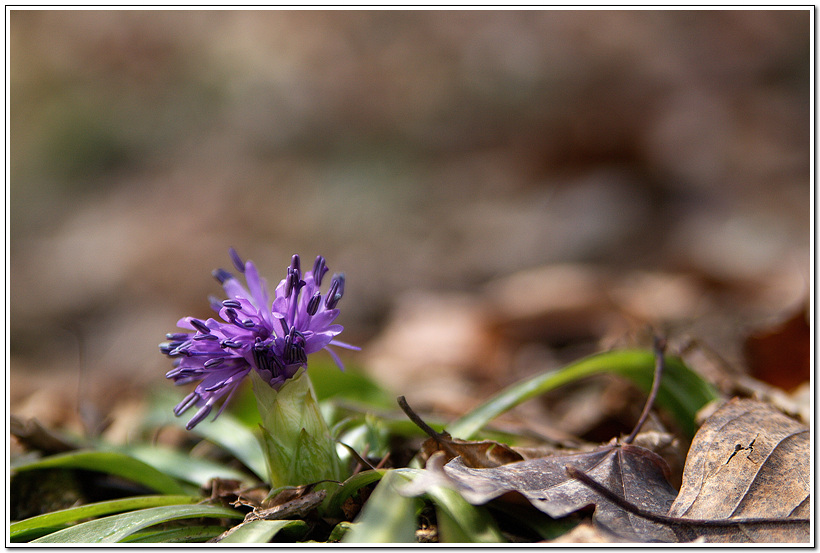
(403, 443, 679, 542)
(398, 396, 523, 468)
(420, 433, 524, 469)
(668, 397, 810, 543)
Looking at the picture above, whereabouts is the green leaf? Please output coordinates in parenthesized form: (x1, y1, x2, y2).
(343, 470, 421, 543)
(183, 412, 267, 482)
(429, 485, 505, 543)
(119, 444, 256, 487)
(145, 388, 267, 481)
(449, 349, 720, 440)
(325, 469, 387, 518)
(10, 495, 198, 541)
(11, 450, 187, 495)
(309, 360, 394, 408)
(121, 525, 226, 543)
(31, 504, 243, 543)
(329, 521, 354, 542)
(335, 414, 391, 463)
(217, 519, 308, 543)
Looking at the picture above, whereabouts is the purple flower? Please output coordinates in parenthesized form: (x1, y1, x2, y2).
(160, 249, 359, 430)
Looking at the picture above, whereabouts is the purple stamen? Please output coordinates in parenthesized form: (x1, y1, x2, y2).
(220, 339, 242, 349)
(325, 274, 345, 309)
(224, 308, 240, 325)
(307, 292, 321, 316)
(174, 392, 199, 416)
(229, 247, 245, 273)
(186, 403, 212, 430)
(312, 255, 328, 286)
(278, 317, 290, 336)
(191, 319, 211, 334)
(212, 268, 234, 284)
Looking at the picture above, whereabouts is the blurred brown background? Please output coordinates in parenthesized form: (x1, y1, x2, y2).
(9, 10, 810, 436)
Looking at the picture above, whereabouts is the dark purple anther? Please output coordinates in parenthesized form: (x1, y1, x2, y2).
(307, 291, 321, 316)
(213, 268, 233, 284)
(204, 358, 224, 368)
(253, 344, 273, 375)
(224, 308, 239, 324)
(312, 256, 328, 286)
(222, 299, 242, 309)
(220, 339, 242, 349)
(325, 274, 345, 309)
(229, 247, 245, 273)
(174, 392, 199, 416)
(191, 319, 211, 334)
(186, 404, 212, 430)
(285, 268, 296, 297)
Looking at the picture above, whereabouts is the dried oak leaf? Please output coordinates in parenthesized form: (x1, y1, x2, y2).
(420, 430, 524, 468)
(668, 397, 809, 543)
(398, 396, 524, 469)
(405, 442, 679, 542)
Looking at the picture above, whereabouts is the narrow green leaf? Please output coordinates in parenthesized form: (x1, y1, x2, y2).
(329, 521, 354, 542)
(182, 412, 268, 482)
(10, 495, 198, 540)
(10, 526, 70, 543)
(343, 470, 421, 543)
(218, 519, 308, 543)
(309, 359, 394, 408)
(425, 486, 505, 543)
(449, 350, 720, 439)
(32, 504, 242, 543)
(11, 450, 186, 495)
(146, 389, 267, 481)
(325, 469, 387, 518)
(120, 444, 255, 487)
(121, 525, 226, 543)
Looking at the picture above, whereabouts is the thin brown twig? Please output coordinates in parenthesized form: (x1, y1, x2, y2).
(564, 466, 809, 528)
(624, 336, 666, 445)
(397, 396, 445, 440)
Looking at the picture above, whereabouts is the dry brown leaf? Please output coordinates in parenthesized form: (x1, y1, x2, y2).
(668, 397, 810, 542)
(10, 415, 80, 455)
(420, 432, 524, 468)
(399, 396, 524, 469)
(405, 443, 679, 542)
(744, 306, 810, 391)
